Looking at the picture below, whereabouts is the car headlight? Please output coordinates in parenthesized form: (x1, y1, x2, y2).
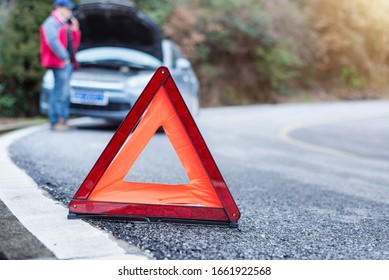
(42, 70, 54, 89)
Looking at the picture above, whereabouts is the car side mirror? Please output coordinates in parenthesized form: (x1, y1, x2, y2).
(176, 58, 191, 70)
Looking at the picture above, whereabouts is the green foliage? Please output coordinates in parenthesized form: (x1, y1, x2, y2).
(256, 46, 302, 94)
(0, 92, 17, 117)
(310, 0, 389, 88)
(135, 0, 176, 26)
(163, 0, 308, 104)
(0, 0, 53, 117)
(340, 66, 365, 89)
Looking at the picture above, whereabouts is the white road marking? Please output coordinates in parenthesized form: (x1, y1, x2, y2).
(0, 124, 151, 260)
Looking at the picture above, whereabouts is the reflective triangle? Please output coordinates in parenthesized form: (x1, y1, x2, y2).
(68, 67, 240, 226)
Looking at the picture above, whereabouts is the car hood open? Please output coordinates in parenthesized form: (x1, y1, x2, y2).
(74, 1, 163, 61)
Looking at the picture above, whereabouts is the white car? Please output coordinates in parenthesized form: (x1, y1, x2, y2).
(40, 1, 200, 122)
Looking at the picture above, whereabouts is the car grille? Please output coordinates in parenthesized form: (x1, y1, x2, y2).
(70, 102, 131, 111)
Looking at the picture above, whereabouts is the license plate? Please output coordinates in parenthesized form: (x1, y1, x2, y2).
(70, 89, 108, 106)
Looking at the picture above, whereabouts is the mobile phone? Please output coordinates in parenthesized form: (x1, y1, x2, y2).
(67, 15, 74, 25)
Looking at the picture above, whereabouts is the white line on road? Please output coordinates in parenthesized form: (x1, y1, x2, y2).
(0, 124, 151, 260)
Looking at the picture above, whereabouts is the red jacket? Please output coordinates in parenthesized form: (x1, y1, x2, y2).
(40, 11, 81, 69)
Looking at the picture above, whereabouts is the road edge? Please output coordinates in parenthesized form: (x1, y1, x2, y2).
(0, 123, 152, 260)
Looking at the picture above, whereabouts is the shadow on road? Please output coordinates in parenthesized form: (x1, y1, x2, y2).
(73, 119, 120, 132)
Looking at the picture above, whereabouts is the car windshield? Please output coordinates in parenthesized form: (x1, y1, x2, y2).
(76, 47, 162, 70)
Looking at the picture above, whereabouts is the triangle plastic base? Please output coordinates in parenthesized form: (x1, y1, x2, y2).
(67, 212, 239, 228)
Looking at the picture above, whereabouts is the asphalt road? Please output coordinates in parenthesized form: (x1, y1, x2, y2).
(9, 100, 389, 259)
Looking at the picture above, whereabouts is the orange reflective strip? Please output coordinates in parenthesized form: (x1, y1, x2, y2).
(88, 88, 222, 208)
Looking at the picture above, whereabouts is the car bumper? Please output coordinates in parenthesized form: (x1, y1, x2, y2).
(40, 87, 138, 121)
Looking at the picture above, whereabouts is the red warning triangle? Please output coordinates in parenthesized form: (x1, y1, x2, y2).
(68, 67, 240, 226)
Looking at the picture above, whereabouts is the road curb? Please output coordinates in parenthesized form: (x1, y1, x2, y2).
(0, 123, 152, 260)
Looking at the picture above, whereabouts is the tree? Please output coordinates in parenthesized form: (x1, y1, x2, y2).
(310, 0, 389, 89)
(0, 0, 53, 116)
(163, 0, 309, 105)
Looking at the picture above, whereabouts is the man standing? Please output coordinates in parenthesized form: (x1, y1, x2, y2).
(40, 0, 81, 131)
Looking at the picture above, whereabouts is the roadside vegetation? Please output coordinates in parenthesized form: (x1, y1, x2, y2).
(1, 0, 389, 117)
